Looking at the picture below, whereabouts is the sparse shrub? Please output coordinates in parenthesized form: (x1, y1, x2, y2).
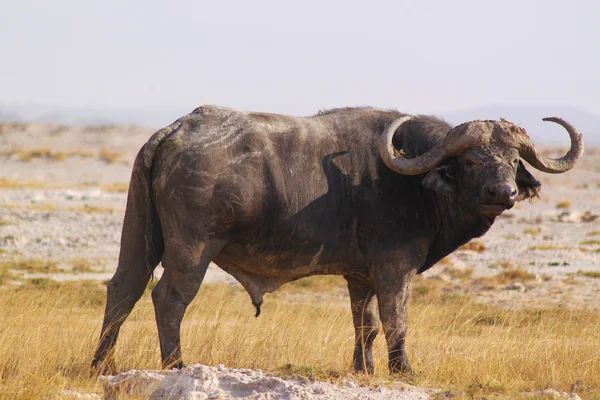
(577, 270, 600, 279)
(0, 259, 60, 273)
(438, 257, 452, 265)
(98, 148, 124, 164)
(71, 262, 94, 273)
(495, 267, 535, 284)
(580, 240, 600, 246)
(555, 200, 572, 209)
(548, 261, 569, 266)
(460, 241, 486, 252)
(523, 227, 542, 235)
(444, 266, 474, 281)
(101, 183, 130, 193)
(487, 261, 516, 270)
(529, 244, 571, 251)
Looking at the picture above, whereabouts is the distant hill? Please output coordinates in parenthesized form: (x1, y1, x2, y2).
(0, 103, 186, 129)
(442, 105, 600, 146)
(2, 103, 599, 146)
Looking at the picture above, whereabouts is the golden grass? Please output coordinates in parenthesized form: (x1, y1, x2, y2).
(493, 267, 535, 284)
(1, 146, 125, 164)
(529, 244, 571, 251)
(0, 258, 109, 282)
(1, 203, 123, 214)
(9, 148, 95, 162)
(473, 266, 535, 290)
(100, 183, 129, 193)
(98, 149, 125, 164)
(77, 204, 122, 213)
(0, 178, 63, 190)
(555, 200, 572, 209)
(0, 259, 61, 274)
(523, 227, 542, 236)
(0, 276, 598, 399)
(0, 178, 130, 196)
(577, 271, 600, 279)
(581, 240, 600, 246)
(459, 241, 486, 252)
(444, 267, 474, 281)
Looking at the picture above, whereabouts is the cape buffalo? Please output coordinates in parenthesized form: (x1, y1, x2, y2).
(92, 106, 583, 375)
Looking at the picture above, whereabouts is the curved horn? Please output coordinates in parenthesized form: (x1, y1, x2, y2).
(518, 117, 584, 174)
(378, 116, 479, 175)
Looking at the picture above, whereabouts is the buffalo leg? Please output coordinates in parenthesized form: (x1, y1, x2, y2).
(151, 240, 224, 369)
(375, 267, 416, 375)
(345, 275, 379, 374)
(92, 233, 162, 374)
(92, 259, 159, 374)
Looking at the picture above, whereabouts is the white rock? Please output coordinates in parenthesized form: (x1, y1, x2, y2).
(100, 364, 433, 400)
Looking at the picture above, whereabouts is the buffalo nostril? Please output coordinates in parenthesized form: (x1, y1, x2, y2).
(510, 189, 517, 199)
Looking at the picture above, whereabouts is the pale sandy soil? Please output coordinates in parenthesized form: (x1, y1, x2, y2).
(0, 121, 598, 399)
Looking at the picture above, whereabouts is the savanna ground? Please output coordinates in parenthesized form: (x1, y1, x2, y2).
(0, 121, 599, 399)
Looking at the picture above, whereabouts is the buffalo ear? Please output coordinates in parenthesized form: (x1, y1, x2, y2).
(516, 160, 541, 201)
(422, 161, 457, 193)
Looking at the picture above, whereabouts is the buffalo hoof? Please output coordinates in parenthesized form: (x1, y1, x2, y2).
(389, 359, 414, 378)
(352, 362, 375, 375)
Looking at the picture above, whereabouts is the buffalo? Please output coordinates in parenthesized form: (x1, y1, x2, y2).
(92, 106, 583, 375)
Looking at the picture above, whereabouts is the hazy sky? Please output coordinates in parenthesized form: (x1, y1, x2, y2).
(1, 0, 598, 118)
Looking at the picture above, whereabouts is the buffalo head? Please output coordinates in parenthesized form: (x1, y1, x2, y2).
(379, 116, 583, 223)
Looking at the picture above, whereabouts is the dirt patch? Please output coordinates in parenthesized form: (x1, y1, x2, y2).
(100, 364, 434, 400)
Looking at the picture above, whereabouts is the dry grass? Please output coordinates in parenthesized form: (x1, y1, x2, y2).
(523, 227, 542, 236)
(438, 257, 452, 266)
(459, 241, 486, 252)
(0, 178, 129, 194)
(76, 204, 122, 213)
(577, 271, 600, 279)
(487, 261, 517, 270)
(1, 203, 122, 214)
(71, 262, 96, 274)
(555, 200, 572, 209)
(473, 266, 536, 290)
(0, 276, 599, 399)
(9, 147, 95, 162)
(1, 146, 125, 164)
(0, 259, 61, 274)
(0, 258, 109, 280)
(0, 178, 63, 190)
(98, 149, 125, 164)
(580, 240, 600, 246)
(529, 244, 571, 251)
(100, 183, 129, 193)
(444, 267, 474, 281)
(586, 231, 600, 237)
(493, 267, 536, 284)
